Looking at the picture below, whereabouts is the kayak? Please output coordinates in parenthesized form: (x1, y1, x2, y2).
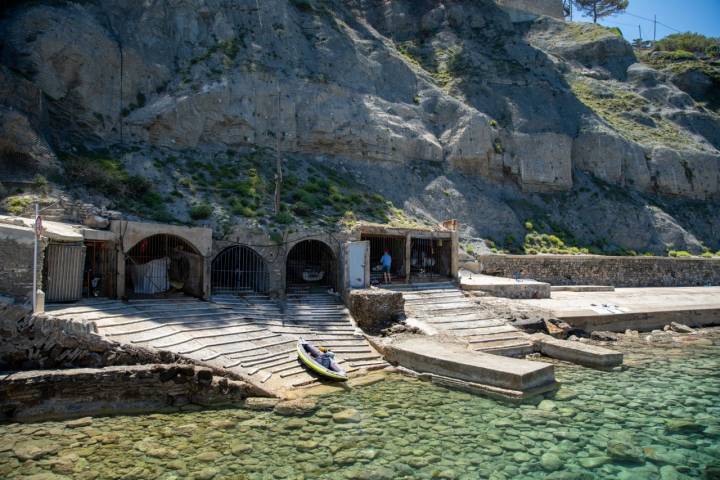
(296, 338, 348, 381)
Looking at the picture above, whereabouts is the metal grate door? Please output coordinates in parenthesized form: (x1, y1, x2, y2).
(44, 242, 86, 302)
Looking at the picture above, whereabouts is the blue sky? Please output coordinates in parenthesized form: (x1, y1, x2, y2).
(572, 0, 720, 41)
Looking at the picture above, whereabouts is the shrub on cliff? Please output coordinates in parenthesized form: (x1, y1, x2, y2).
(655, 32, 720, 57)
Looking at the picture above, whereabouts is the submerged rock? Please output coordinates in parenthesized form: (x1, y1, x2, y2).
(274, 398, 318, 416)
(666, 419, 704, 433)
(13, 439, 59, 461)
(243, 397, 279, 411)
(540, 452, 562, 471)
(332, 409, 362, 424)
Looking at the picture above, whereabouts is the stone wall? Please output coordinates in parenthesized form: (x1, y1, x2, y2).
(0, 301, 192, 371)
(348, 289, 405, 334)
(0, 224, 45, 303)
(0, 364, 258, 422)
(470, 255, 720, 287)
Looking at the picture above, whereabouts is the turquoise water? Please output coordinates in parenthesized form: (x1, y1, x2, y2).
(1, 336, 718, 480)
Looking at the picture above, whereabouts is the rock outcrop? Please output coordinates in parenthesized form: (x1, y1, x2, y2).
(1, 0, 719, 253)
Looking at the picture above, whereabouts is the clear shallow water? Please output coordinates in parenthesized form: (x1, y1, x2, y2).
(1, 338, 719, 480)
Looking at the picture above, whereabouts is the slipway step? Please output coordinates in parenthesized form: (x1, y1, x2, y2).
(376, 336, 556, 399)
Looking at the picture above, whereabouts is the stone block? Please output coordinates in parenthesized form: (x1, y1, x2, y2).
(348, 288, 404, 334)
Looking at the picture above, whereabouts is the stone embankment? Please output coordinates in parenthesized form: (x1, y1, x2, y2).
(472, 255, 720, 288)
(0, 364, 261, 422)
(0, 301, 190, 371)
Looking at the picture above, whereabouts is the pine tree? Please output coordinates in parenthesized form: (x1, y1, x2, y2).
(573, 0, 629, 23)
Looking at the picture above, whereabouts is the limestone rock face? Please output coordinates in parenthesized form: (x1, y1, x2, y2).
(573, 121, 646, 186)
(0, 107, 59, 180)
(512, 133, 573, 192)
(529, 18, 636, 80)
(2, 4, 170, 144)
(649, 147, 720, 200)
(0, 0, 719, 254)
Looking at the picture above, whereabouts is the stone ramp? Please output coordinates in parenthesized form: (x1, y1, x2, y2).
(45, 293, 387, 395)
(384, 282, 535, 357)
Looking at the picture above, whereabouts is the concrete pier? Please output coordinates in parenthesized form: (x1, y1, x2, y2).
(459, 273, 551, 299)
(531, 334, 623, 369)
(375, 336, 558, 400)
(518, 287, 720, 332)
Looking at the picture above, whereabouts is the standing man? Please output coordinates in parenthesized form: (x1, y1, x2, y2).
(381, 249, 392, 284)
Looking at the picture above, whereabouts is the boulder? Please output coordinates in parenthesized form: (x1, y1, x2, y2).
(83, 215, 109, 229)
(590, 331, 621, 342)
(669, 322, 694, 334)
(627, 63, 660, 87)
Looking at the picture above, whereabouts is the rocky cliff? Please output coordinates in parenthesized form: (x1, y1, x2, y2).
(1, 0, 719, 254)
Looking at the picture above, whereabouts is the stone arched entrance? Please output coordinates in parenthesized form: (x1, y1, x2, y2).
(211, 245, 269, 295)
(285, 239, 337, 292)
(125, 234, 203, 297)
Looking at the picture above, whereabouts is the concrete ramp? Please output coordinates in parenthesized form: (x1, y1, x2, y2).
(45, 293, 387, 396)
(385, 282, 535, 357)
(377, 336, 558, 400)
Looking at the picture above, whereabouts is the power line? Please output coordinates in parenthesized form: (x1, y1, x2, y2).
(620, 11, 682, 33)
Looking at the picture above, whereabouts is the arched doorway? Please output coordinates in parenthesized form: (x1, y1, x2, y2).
(286, 240, 337, 291)
(211, 245, 269, 295)
(125, 234, 203, 297)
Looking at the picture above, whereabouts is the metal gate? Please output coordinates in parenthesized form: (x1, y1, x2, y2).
(44, 242, 86, 302)
(410, 238, 451, 282)
(286, 240, 337, 291)
(211, 245, 269, 294)
(125, 234, 203, 297)
(84, 241, 116, 298)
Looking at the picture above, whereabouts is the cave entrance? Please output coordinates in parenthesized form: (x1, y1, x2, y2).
(211, 245, 269, 295)
(286, 240, 337, 292)
(125, 234, 203, 298)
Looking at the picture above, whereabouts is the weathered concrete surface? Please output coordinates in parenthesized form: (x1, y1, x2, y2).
(517, 287, 720, 332)
(531, 333, 623, 369)
(348, 288, 404, 334)
(376, 335, 557, 397)
(43, 293, 387, 397)
(551, 285, 615, 292)
(386, 282, 536, 357)
(0, 364, 262, 422)
(460, 272, 551, 299)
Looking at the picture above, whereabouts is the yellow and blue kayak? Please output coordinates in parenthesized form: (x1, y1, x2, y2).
(297, 338, 348, 381)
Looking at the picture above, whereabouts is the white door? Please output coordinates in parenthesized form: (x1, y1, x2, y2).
(347, 241, 368, 289)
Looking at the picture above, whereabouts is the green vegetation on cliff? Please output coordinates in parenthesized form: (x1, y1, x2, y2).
(570, 76, 702, 150)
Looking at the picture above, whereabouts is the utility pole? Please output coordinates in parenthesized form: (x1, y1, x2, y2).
(653, 15, 657, 42)
(274, 83, 282, 215)
(638, 24, 643, 42)
(32, 203, 41, 313)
